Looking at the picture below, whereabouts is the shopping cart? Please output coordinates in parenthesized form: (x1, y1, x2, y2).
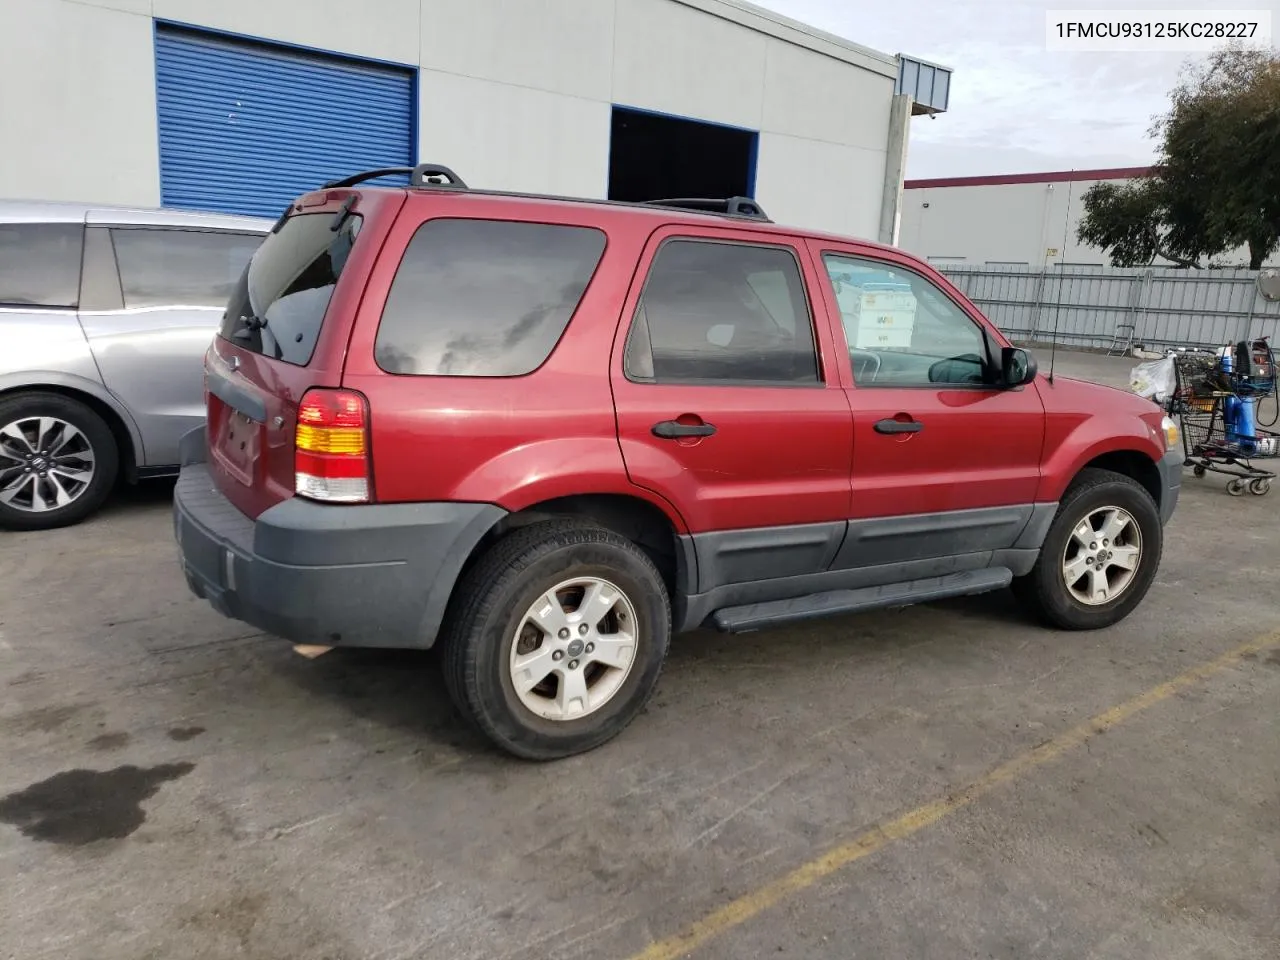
(1167, 341, 1278, 497)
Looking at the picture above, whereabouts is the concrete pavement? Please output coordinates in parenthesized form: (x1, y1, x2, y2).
(1, 350, 1277, 960)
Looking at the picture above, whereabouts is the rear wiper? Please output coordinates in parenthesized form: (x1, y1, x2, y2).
(229, 313, 268, 339)
(330, 195, 357, 232)
(269, 203, 294, 234)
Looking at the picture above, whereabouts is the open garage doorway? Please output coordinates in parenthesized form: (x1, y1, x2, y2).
(608, 106, 758, 204)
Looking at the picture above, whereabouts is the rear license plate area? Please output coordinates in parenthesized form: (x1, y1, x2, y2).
(212, 409, 260, 486)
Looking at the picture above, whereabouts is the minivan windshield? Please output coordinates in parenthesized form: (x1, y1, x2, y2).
(219, 212, 361, 366)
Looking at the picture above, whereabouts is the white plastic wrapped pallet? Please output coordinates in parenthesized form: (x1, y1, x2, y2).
(833, 281, 918, 349)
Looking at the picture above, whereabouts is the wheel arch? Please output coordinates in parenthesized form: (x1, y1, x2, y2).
(0, 377, 143, 483)
(1042, 428, 1165, 509)
(1072, 449, 1163, 509)
(458, 492, 692, 599)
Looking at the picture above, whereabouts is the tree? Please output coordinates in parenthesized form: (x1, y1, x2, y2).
(1075, 178, 1211, 268)
(1077, 45, 1280, 270)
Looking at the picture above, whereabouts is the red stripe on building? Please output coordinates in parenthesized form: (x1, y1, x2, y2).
(903, 167, 1157, 189)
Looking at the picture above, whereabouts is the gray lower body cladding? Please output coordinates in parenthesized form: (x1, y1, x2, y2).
(173, 463, 505, 649)
(1156, 445, 1183, 525)
(673, 503, 1057, 632)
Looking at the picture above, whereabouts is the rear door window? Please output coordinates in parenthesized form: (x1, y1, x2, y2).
(220, 212, 361, 366)
(374, 218, 607, 377)
(624, 239, 820, 384)
(0, 222, 84, 308)
(111, 228, 262, 309)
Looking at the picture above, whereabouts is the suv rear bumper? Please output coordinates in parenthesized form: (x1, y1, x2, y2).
(173, 462, 505, 649)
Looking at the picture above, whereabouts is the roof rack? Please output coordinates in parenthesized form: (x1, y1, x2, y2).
(321, 163, 469, 190)
(640, 196, 771, 222)
(319, 164, 771, 223)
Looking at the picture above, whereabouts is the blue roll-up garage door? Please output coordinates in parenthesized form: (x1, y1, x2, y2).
(155, 25, 414, 218)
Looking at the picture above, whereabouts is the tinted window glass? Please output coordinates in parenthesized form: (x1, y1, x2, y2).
(823, 254, 991, 387)
(626, 240, 819, 384)
(112, 228, 261, 309)
(375, 219, 606, 377)
(220, 213, 361, 367)
(0, 222, 84, 308)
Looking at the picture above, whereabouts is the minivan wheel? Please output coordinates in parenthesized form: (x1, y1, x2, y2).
(0, 392, 119, 532)
(440, 520, 671, 760)
(1012, 468, 1162, 631)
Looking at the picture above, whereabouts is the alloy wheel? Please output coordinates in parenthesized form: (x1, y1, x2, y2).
(508, 576, 639, 721)
(1061, 506, 1143, 606)
(0, 416, 97, 514)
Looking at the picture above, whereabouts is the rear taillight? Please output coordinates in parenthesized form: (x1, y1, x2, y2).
(295, 388, 371, 503)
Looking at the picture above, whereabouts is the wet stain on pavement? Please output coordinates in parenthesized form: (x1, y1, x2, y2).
(87, 732, 131, 751)
(168, 726, 206, 742)
(2, 703, 84, 734)
(0, 763, 195, 845)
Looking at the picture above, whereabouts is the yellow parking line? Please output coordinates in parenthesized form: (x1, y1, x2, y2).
(628, 631, 1280, 960)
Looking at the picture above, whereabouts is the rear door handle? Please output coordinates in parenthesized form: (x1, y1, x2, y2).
(874, 418, 923, 435)
(652, 420, 717, 439)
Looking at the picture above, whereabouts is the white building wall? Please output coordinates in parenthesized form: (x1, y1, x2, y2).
(0, 0, 161, 206)
(0, 0, 900, 241)
(899, 174, 1277, 269)
(899, 177, 1136, 268)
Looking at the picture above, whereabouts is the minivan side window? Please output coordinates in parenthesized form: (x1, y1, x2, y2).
(821, 253, 991, 387)
(111, 228, 262, 309)
(0, 223, 84, 308)
(375, 219, 607, 377)
(624, 239, 820, 385)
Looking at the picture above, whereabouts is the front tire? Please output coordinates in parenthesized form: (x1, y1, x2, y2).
(0, 392, 119, 532)
(1013, 468, 1162, 631)
(440, 520, 671, 760)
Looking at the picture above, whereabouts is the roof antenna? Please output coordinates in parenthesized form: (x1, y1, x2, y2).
(1045, 176, 1076, 384)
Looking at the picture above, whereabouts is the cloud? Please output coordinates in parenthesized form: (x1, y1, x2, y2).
(751, 0, 1275, 177)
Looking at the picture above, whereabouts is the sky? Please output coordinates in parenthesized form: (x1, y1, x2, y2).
(752, 0, 1279, 178)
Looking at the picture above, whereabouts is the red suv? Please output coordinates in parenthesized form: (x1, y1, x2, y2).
(174, 164, 1183, 759)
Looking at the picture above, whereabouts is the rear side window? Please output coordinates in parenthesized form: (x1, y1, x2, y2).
(624, 239, 820, 384)
(220, 213, 361, 367)
(375, 219, 607, 377)
(0, 222, 84, 308)
(111, 228, 261, 309)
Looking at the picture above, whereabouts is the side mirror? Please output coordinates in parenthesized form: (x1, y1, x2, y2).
(1258, 268, 1280, 303)
(1001, 346, 1038, 387)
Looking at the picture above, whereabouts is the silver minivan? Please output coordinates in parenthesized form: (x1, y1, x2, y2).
(0, 200, 271, 530)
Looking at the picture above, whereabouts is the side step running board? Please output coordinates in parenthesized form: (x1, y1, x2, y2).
(711, 568, 1014, 634)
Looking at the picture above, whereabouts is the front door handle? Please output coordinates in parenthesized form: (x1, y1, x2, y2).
(652, 420, 717, 439)
(874, 418, 923, 435)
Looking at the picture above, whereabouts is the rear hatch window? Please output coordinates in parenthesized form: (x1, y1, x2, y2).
(219, 212, 362, 365)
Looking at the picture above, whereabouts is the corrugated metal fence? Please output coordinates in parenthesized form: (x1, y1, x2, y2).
(938, 264, 1280, 352)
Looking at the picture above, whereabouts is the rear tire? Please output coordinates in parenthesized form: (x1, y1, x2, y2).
(0, 392, 119, 532)
(1012, 468, 1162, 631)
(440, 520, 671, 760)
